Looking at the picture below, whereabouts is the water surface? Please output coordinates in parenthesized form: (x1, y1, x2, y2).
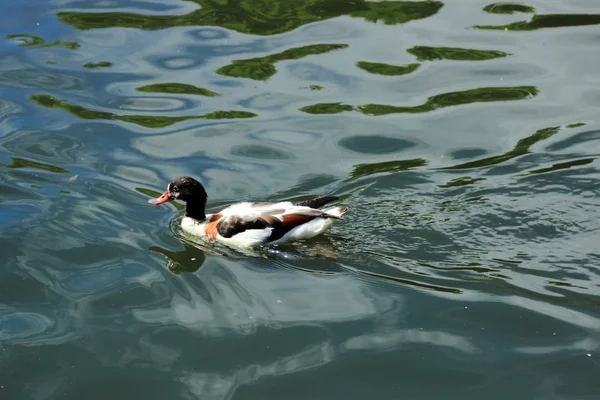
(1, 0, 599, 399)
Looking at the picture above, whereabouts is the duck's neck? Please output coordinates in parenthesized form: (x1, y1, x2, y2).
(185, 200, 206, 221)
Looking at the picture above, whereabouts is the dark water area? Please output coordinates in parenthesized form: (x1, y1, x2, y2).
(1, 0, 599, 398)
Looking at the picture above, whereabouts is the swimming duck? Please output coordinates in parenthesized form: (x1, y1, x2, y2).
(149, 176, 348, 249)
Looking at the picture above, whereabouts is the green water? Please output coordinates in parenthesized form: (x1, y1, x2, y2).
(1, 0, 599, 399)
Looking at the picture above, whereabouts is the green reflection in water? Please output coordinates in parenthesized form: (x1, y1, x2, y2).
(41, 41, 80, 50)
(203, 110, 257, 119)
(438, 176, 486, 188)
(441, 126, 561, 170)
(483, 3, 535, 14)
(30, 94, 257, 128)
(359, 86, 537, 116)
(6, 34, 45, 46)
(526, 158, 595, 175)
(307, 85, 324, 91)
(474, 14, 600, 31)
(356, 61, 420, 76)
(300, 103, 354, 114)
(347, 158, 427, 181)
(82, 61, 112, 69)
(136, 188, 185, 210)
(137, 83, 220, 97)
(1, 157, 69, 173)
(547, 280, 586, 289)
(300, 86, 537, 115)
(57, 1, 443, 35)
(407, 46, 509, 61)
(566, 122, 585, 128)
(5, 34, 80, 49)
(216, 44, 348, 81)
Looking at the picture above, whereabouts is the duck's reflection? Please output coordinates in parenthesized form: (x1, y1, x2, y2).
(151, 218, 348, 275)
(149, 239, 341, 275)
(149, 242, 207, 274)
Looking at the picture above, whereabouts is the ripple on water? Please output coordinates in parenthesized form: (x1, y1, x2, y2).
(0, 99, 23, 137)
(0, 130, 83, 164)
(109, 96, 193, 112)
(156, 56, 202, 70)
(230, 144, 294, 160)
(250, 128, 322, 145)
(338, 135, 417, 154)
(60, 265, 126, 295)
(2, 0, 600, 397)
(546, 129, 600, 152)
(0, 311, 54, 341)
(0, 67, 84, 90)
(132, 257, 396, 332)
(0, 99, 23, 118)
(449, 147, 489, 160)
(239, 92, 304, 110)
(287, 62, 351, 85)
(188, 28, 229, 40)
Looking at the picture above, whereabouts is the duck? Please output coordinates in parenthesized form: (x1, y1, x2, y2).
(148, 176, 348, 249)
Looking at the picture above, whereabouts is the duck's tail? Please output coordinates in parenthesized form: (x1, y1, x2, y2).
(295, 195, 340, 209)
(323, 205, 349, 220)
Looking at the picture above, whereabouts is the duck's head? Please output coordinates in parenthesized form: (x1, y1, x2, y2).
(148, 176, 207, 205)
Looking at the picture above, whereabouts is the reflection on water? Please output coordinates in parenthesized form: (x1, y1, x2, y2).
(356, 61, 420, 76)
(5, 33, 46, 46)
(438, 176, 486, 188)
(2, 0, 600, 398)
(475, 13, 600, 30)
(356, 45, 510, 78)
(57, 0, 444, 34)
(359, 86, 538, 115)
(5, 34, 80, 49)
(216, 44, 348, 81)
(526, 158, 595, 176)
(1, 157, 69, 173)
(483, 3, 535, 14)
(82, 61, 113, 69)
(347, 158, 427, 181)
(137, 83, 220, 97)
(303, 86, 538, 116)
(30, 94, 257, 127)
(441, 125, 560, 170)
(406, 46, 509, 61)
(149, 243, 207, 274)
(300, 102, 354, 114)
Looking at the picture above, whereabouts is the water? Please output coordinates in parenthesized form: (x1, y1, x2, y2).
(1, 0, 599, 398)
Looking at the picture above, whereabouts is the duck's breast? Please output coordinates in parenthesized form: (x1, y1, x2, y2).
(181, 215, 209, 238)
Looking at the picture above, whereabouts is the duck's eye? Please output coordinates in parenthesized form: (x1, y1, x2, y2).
(171, 185, 179, 192)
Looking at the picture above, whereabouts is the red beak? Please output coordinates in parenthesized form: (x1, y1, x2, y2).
(148, 191, 172, 205)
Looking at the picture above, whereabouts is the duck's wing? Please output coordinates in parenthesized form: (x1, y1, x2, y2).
(214, 202, 341, 240)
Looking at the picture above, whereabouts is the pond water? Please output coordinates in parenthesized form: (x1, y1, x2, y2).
(1, 0, 599, 398)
